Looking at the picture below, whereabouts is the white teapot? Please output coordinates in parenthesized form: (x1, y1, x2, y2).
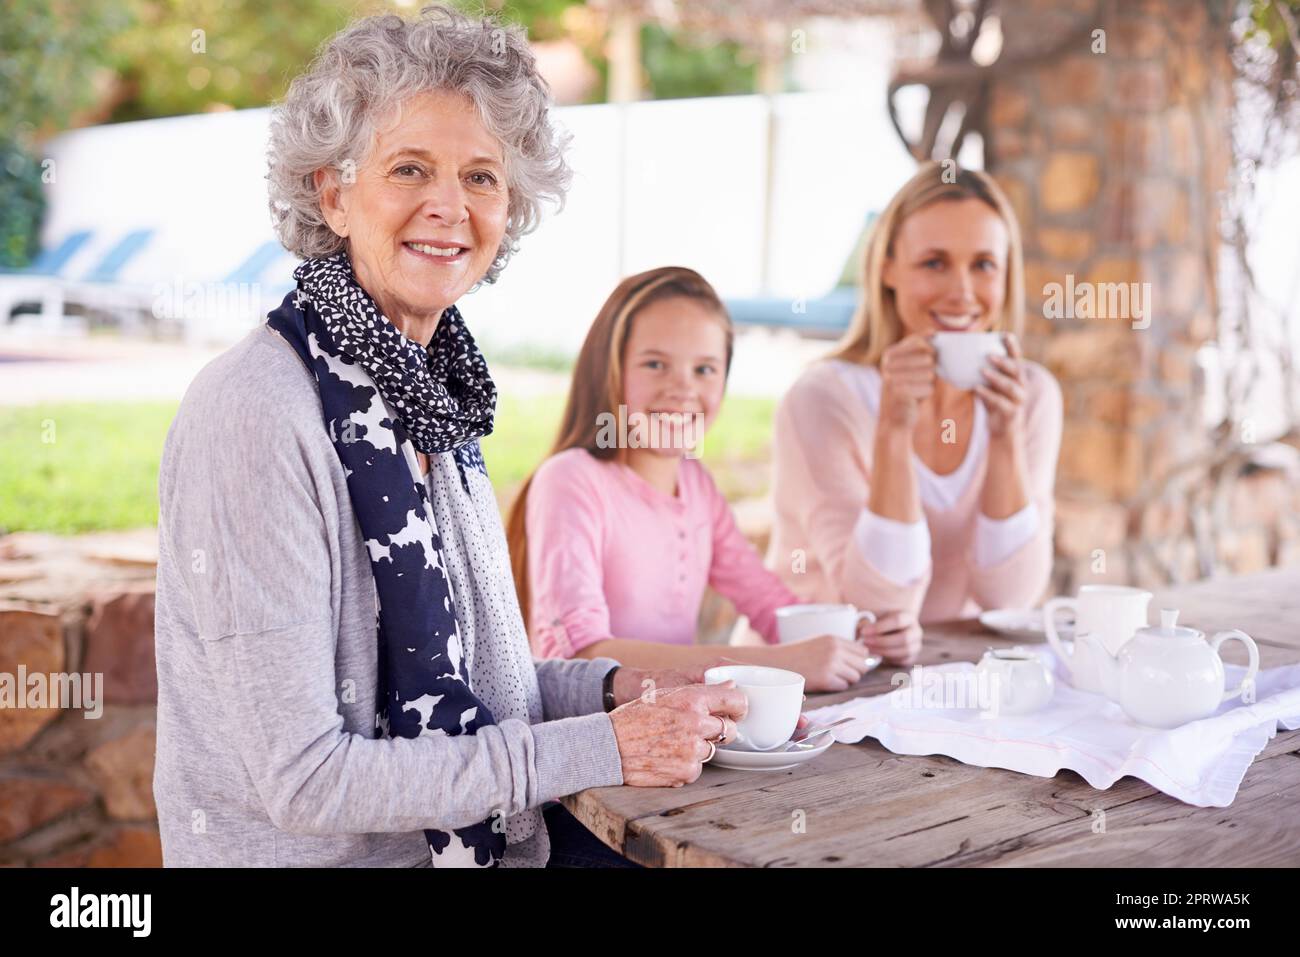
(1095, 609, 1260, 729)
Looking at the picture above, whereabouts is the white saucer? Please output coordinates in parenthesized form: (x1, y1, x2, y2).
(707, 733, 835, 772)
(979, 607, 1074, 643)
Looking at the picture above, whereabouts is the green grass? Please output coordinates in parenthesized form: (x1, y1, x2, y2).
(480, 393, 569, 498)
(0, 393, 778, 534)
(698, 395, 780, 500)
(0, 401, 178, 534)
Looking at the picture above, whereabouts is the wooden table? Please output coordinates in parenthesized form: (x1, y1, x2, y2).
(562, 567, 1300, 867)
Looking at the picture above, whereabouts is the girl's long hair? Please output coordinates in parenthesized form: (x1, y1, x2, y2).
(829, 160, 1025, 366)
(505, 266, 733, 631)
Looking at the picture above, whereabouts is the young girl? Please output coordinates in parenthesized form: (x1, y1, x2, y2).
(770, 162, 1063, 628)
(506, 267, 900, 692)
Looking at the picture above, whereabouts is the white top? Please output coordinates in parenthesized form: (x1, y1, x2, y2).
(830, 360, 1039, 587)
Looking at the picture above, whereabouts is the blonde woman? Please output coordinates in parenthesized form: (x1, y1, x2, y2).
(769, 162, 1063, 653)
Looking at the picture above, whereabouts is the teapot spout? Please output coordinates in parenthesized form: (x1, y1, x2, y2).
(1082, 634, 1121, 699)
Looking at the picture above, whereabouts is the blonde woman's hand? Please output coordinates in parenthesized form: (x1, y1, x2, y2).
(608, 683, 746, 787)
(975, 333, 1027, 440)
(858, 610, 923, 665)
(878, 334, 937, 432)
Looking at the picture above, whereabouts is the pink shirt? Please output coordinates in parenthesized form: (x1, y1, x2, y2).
(525, 448, 798, 658)
(769, 358, 1063, 624)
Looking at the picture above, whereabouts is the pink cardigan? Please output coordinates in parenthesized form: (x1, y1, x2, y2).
(525, 448, 798, 658)
(768, 358, 1063, 624)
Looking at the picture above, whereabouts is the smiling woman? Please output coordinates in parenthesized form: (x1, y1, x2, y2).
(265, 7, 570, 287)
(768, 161, 1063, 639)
(152, 5, 745, 871)
(310, 90, 510, 347)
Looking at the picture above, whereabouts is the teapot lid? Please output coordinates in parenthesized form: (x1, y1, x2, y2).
(1137, 608, 1202, 641)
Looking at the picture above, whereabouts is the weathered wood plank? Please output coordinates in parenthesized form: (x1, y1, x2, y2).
(1150, 568, 1300, 650)
(611, 732, 1300, 867)
(619, 747, 1154, 867)
(938, 745, 1300, 867)
(561, 737, 890, 854)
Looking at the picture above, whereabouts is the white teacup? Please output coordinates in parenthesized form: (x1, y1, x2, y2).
(931, 331, 1007, 390)
(775, 603, 875, 644)
(703, 665, 804, 751)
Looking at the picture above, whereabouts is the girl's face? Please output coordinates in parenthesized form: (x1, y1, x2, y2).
(620, 296, 729, 458)
(882, 197, 1009, 336)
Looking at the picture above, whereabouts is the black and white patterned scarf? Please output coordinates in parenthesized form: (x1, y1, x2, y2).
(266, 252, 505, 866)
(285, 253, 497, 454)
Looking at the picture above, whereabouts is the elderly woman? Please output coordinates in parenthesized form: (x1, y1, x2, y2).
(152, 7, 744, 868)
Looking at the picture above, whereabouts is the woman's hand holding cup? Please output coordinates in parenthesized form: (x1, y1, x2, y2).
(858, 609, 923, 665)
(878, 334, 937, 432)
(608, 682, 746, 788)
(974, 332, 1027, 440)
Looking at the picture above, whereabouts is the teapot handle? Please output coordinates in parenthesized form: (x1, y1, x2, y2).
(1210, 629, 1260, 704)
(1042, 598, 1076, 670)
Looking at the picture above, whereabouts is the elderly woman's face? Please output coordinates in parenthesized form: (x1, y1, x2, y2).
(318, 90, 509, 334)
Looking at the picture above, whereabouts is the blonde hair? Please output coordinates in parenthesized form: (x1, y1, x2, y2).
(829, 161, 1025, 366)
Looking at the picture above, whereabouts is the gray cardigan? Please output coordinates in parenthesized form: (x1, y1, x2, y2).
(152, 325, 624, 867)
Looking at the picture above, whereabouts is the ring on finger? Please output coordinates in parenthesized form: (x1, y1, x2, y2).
(704, 740, 717, 763)
(708, 714, 729, 743)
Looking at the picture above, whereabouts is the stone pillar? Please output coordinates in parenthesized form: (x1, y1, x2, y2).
(987, 0, 1246, 591)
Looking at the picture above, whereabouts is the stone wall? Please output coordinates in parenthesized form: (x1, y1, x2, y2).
(0, 532, 161, 866)
(987, 0, 1300, 596)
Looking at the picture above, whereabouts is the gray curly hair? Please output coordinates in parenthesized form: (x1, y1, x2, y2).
(266, 4, 571, 284)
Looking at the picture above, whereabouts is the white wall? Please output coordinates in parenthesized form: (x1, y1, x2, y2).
(38, 86, 917, 352)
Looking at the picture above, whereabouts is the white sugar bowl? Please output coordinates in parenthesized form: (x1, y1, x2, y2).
(976, 647, 1055, 716)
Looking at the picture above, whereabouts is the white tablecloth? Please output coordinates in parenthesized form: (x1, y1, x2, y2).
(806, 648, 1300, 807)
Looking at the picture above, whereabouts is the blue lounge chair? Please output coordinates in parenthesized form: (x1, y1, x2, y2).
(0, 230, 94, 276)
(724, 212, 878, 339)
(82, 229, 154, 283)
(223, 240, 286, 285)
(725, 286, 859, 337)
(0, 230, 98, 326)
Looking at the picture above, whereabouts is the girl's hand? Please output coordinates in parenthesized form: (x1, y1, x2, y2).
(878, 334, 937, 432)
(975, 333, 1028, 440)
(857, 610, 923, 665)
(771, 635, 877, 693)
